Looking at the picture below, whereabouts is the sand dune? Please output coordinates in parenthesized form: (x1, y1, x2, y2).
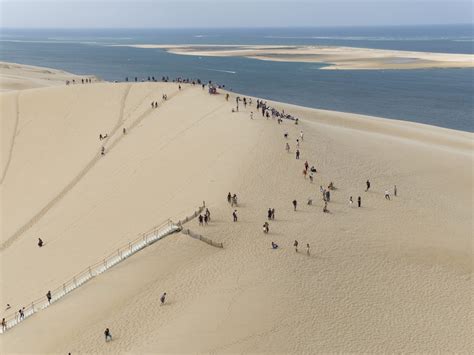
(0, 61, 97, 92)
(117, 44, 474, 70)
(0, 70, 472, 352)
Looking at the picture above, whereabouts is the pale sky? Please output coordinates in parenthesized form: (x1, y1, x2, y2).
(0, 0, 472, 28)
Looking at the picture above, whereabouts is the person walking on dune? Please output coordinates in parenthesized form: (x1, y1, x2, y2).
(292, 200, 297, 211)
(198, 214, 203, 226)
(358, 196, 361, 207)
(294, 240, 299, 252)
(104, 328, 112, 342)
(306, 243, 310, 255)
(286, 143, 290, 153)
(366, 180, 371, 192)
(296, 150, 300, 160)
(233, 210, 238, 222)
(46, 291, 52, 304)
(160, 292, 167, 305)
(1, 318, 6, 332)
(394, 185, 397, 197)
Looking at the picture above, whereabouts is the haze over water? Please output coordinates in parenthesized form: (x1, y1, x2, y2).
(1, 25, 473, 131)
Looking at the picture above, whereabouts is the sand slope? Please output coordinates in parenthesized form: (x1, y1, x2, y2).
(0, 81, 472, 353)
(0, 61, 97, 92)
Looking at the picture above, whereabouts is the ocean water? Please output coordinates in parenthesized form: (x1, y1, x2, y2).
(1, 26, 473, 132)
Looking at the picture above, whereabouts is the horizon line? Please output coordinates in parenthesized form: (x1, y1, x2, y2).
(1, 23, 473, 31)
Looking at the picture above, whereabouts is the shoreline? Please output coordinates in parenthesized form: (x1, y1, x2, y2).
(111, 44, 474, 70)
(1, 61, 473, 138)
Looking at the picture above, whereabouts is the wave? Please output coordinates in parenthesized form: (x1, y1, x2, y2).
(203, 68, 237, 74)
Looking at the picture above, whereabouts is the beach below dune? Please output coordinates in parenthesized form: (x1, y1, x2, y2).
(0, 63, 472, 353)
(114, 44, 474, 70)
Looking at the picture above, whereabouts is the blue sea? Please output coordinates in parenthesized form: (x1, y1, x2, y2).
(1, 25, 473, 131)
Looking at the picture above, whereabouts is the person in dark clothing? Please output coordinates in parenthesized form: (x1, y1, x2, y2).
(358, 196, 362, 207)
(366, 180, 371, 191)
(104, 328, 112, 342)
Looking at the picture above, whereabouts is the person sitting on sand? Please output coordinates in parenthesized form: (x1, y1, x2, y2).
(104, 328, 112, 342)
(385, 190, 391, 200)
(310, 166, 316, 173)
(271, 242, 279, 249)
(38, 238, 43, 247)
(307, 197, 313, 205)
(328, 182, 334, 190)
(5, 304, 11, 311)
